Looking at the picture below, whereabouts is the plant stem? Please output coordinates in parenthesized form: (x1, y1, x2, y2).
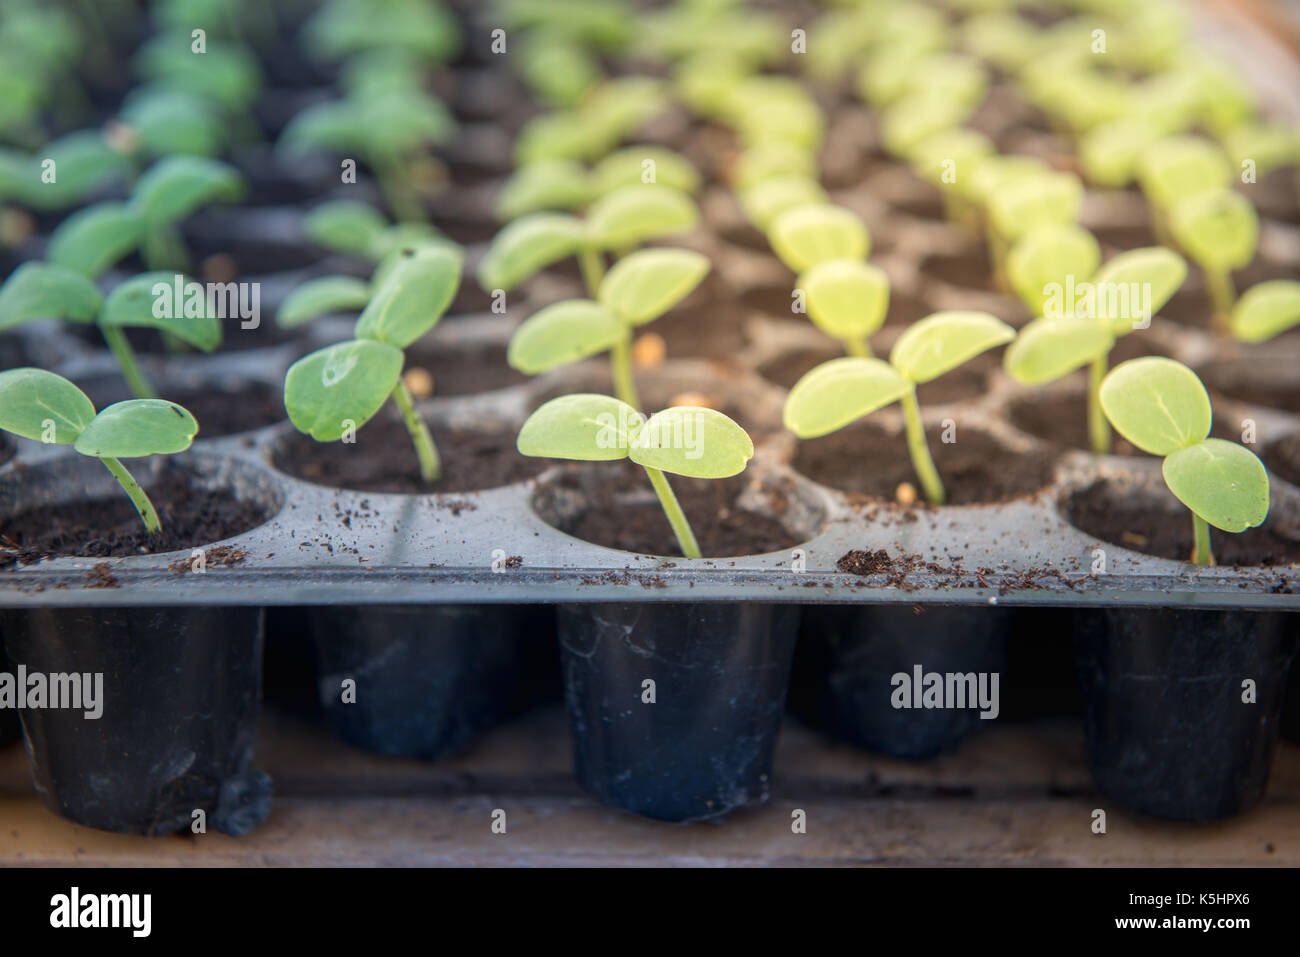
(1192, 512, 1214, 566)
(1205, 268, 1235, 334)
(1147, 199, 1175, 248)
(100, 456, 161, 533)
(1087, 354, 1111, 454)
(142, 225, 191, 272)
(844, 335, 873, 358)
(900, 387, 945, 505)
(373, 153, 426, 223)
(100, 324, 158, 399)
(390, 380, 441, 483)
(610, 332, 641, 410)
(644, 466, 701, 559)
(579, 246, 605, 297)
(985, 220, 1009, 292)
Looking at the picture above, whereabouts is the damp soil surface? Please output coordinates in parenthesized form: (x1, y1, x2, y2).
(71, 316, 297, 354)
(544, 460, 800, 558)
(272, 414, 546, 494)
(1264, 435, 1300, 488)
(0, 463, 270, 568)
(1198, 357, 1300, 415)
(1067, 481, 1300, 567)
(792, 421, 1055, 505)
(402, 341, 529, 397)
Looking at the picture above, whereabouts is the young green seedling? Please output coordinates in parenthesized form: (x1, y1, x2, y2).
(507, 247, 709, 410)
(1099, 357, 1269, 566)
(516, 393, 754, 559)
(909, 127, 996, 231)
(1168, 188, 1258, 331)
(1005, 242, 1188, 453)
(514, 78, 670, 166)
(985, 169, 1083, 292)
(784, 311, 1016, 505)
(0, 264, 222, 399)
(0, 368, 198, 534)
(477, 183, 699, 298)
(495, 146, 701, 220)
(301, 200, 443, 263)
(1230, 280, 1300, 343)
(282, 243, 461, 484)
(1137, 135, 1231, 247)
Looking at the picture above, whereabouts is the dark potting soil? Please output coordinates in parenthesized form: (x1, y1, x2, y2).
(920, 249, 999, 292)
(552, 460, 800, 558)
(0, 331, 29, 370)
(71, 315, 297, 355)
(272, 413, 546, 494)
(792, 420, 1056, 505)
(651, 297, 749, 360)
(759, 347, 994, 406)
(0, 463, 270, 568)
(1198, 358, 1300, 414)
(1264, 434, 1300, 489)
(1067, 481, 1300, 566)
(402, 341, 529, 397)
(0, 434, 13, 468)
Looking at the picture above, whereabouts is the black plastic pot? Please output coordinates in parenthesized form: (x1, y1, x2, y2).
(1075, 608, 1298, 821)
(794, 606, 1010, 758)
(306, 604, 557, 759)
(0, 606, 270, 836)
(558, 602, 799, 822)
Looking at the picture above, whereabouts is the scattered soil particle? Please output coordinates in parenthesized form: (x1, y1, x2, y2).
(837, 548, 1084, 594)
(502, 554, 522, 569)
(84, 563, 119, 589)
(168, 544, 249, 574)
(273, 414, 546, 494)
(792, 421, 1055, 505)
(1067, 481, 1300, 566)
(0, 463, 269, 568)
(402, 341, 529, 397)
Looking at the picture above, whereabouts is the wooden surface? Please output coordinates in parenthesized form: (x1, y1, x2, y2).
(1, 706, 1296, 866)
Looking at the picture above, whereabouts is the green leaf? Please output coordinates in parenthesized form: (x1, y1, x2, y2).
(0, 367, 94, 443)
(783, 357, 913, 438)
(131, 155, 243, 226)
(1169, 189, 1258, 271)
(46, 202, 145, 278)
(987, 171, 1083, 243)
(1003, 317, 1114, 385)
(24, 130, 132, 211)
(890, 311, 1015, 384)
(507, 300, 626, 374)
(1089, 246, 1187, 333)
(495, 160, 592, 220)
(598, 248, 709, 326)
(961, 154, 1050, 205)
(1079, 116, 1163, 188)
(880, 90, 975, 160)
(592, 146, 701, 196)
(284, 339, 404, 441)
(1162, 438, 1269, 533)
(0, 262, 103, 330)
(767, 204, 869, 273)
(909, 127, 995, 191)
(355, 244, 462, 347)
(370, 224, 446, 263)
(1138, 135, 1231, 211)
(119, 88, 223, 158)
(277, 276, 373, 328)
(1007, 224, 1101, 318)
(303, 201, 388, 257)
(731, 142, 817, 191)
(629, 407, 754, 478)
(73, 399, 198, 457)
(800, 260, 890, 341)
(583, 184, 698, 250)
(100, 273, 222, 352)
(1231, 279, 1300, 343)
(477, 213, 584, 292)
(738, 175, 828, 230)
(517, 393, 641, 461)
(1099, 357, 1212, 456)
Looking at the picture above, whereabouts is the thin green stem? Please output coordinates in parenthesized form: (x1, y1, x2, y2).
(142, 225, 191, 272)
(610, 332, 641, 410)
(100, 324, 157, 399)
(986, 221, 1009, 292)
(391, 380, 441, 483)
(900, 387, 945, 506)
(1088, 353, 1111, 455)
(373, 153, 427, 223)
(100, 456, 161, 533)
(644, 466, 701, 559)
(1192, 512, 1214, 566)
(844, 335, 872, 358)
(1147, 199, 1175, 248)
(1205, 267, 1236, 334)
(579, 246, 605, 298)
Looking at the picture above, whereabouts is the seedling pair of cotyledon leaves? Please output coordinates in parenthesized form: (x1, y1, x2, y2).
(495, 146, 701, 221)
(0, 368, 198, 534)
(1099, 357, 1269, 566)
(283, 243, 461, 484)
(301, 200, 447, 264)
(516, 393, 755, 559)
(0, 263, 221, 400)
(1002, 225, 1188, 453)
(1230, 280, 1300, 343)
(513, 77, 670, 167)
(784, 311, 1017, 506)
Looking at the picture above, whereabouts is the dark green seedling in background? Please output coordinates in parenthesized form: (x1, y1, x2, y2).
(507, 247, 709, 410)
(516, 393, 755, 560)
(784, 311, 1016, 505)
(0, 368, 198, 534)
(1230, 280, 1300, 343)
(0, 264, 221, 399)
(1100, 357, 1269, 566)
(301, 200, 444, 264)
(495, 146, 701, 221)
(283, 244, 461, 484)
(1168, 188, 1258, 331)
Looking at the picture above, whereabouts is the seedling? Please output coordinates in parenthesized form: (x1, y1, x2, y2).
(514, 78, 670, 165)
(303, 0, 462, 63)
(516, 393, 754, 559)
(507, 247, 709, 410)
(1168, 188, 1258, 330)
(1099, 357, 1269, 566)
(2, 130, 133, 213)
(495, 146, 700, 220)
(301, 200, 443, 263)
(478, 183, 698, 298)
(282, 244, 461, 484)
(0, 264, 221, 399)
(738, 175, 827, 232)
(1138, 136, 1230, 247)
(1005, 241, 1187, 453)
(0, 368, 198, 534)
(1230, 280, 1300, 343)
(909, 127, 995, 231)
(784, 311, 1016, 505)
(985, 169, 1083, 292)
